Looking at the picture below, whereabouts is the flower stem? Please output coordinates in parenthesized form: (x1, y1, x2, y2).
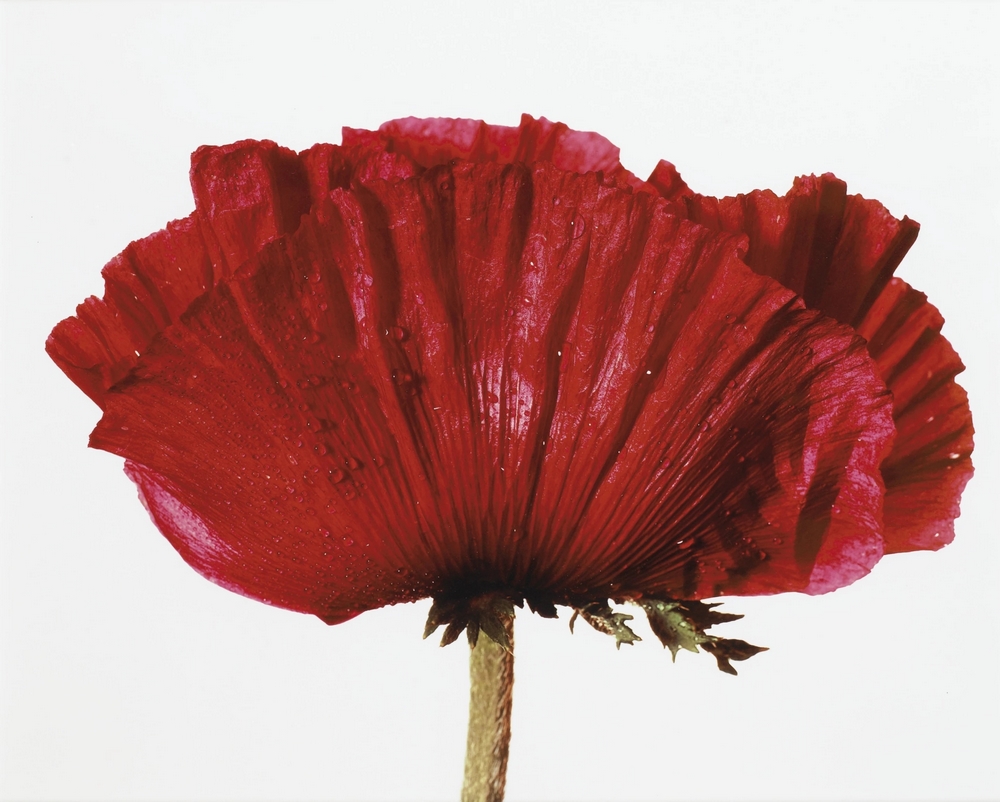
(461, 615, 514, 802)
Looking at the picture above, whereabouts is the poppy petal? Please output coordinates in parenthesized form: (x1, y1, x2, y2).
(343, 113, 646, 190)
(647, 163, 973, 555)
(189, 139, 313, 275)
(647, 170, 921, 326)
(46, 215, 215, 407)
(46, 141, 314, 408)
(856, 278, 974, 551)
(88, 162, 893, 620)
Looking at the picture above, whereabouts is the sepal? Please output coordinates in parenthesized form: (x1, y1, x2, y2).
(639, 599, 766, 675)
(569, 601, 641, 649)
(701, 638, 768, 676)
(424, 595, 516, 651)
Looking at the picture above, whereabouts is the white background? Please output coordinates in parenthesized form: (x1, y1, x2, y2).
(2, 2, 998, 801)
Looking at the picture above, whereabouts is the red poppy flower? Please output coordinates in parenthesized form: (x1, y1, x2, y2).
(46, 115, 971, 657)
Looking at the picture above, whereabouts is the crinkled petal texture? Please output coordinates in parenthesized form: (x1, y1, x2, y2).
(342, 113, 648, 191)
(54, 146, 897, 623)
(45, 116, 636, 409)
(46, 140, 312, 406)
(341, 118, 973, 556)
(647, 163, 973, 553)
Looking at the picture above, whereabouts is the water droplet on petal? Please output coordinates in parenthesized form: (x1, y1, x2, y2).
(389, 325, 409, 342)
(330, 469, 346, 484)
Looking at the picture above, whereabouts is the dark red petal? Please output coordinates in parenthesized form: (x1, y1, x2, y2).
(648, 165, 973, 554)
(646, 159, 695, 210)
(857, 278, 974, 551)
(189, 139, 312, 275)
(89, 162, 893, 620)
(46, 141, 315, 408)
(657, 172, 921, 326)
(46, 215, 215, 406)
(343, 114, 647, 190)
(47, 121, 643, 409)
(324, 162, 892, 599)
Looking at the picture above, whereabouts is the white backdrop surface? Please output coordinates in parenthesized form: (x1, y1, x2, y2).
(1, 2, 998, 801)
